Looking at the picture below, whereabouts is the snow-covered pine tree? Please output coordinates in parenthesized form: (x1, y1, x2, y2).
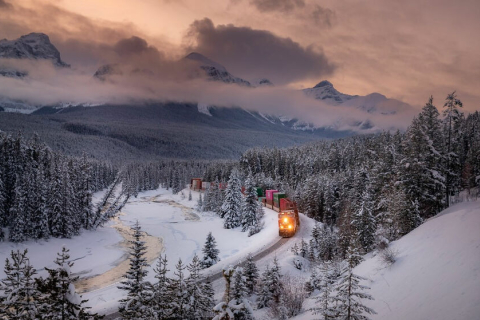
(241, 175, 258, 232)
(334, 245, 376, 320)
(197, 192, 203, 211)
(442, 91, 464, 207)
(231, 267, 255, 320)
(172, 169, 182, 194)
(248, 202, 264, 236)
(8, 175, 28, 242)
(257, 257, 283, 309)
(186, 254, 215, 320)
(243, 254, 259, 295)
(300, 238, 308, 258)
(352, 189, 377, 253)
(310, 261, 337, 320)
(0, 249, 40, 319)
(202, 277, 216, 320)
(188, 189, 192, 201)
(36, 246, 100, 319)
(202, 232, 220, 268)
(221, 169, 243, 229)
(118, 220, 152, 319)
(167, 259, 189, 319)
(152, 254, 171, 319)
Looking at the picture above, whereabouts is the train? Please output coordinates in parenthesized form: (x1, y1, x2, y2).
(190, 179, 299, 238)
(259, 189, 300, 238)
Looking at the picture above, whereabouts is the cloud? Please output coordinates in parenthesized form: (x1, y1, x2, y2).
(250, 0, 304, 13)
(185, 18, 335, 85)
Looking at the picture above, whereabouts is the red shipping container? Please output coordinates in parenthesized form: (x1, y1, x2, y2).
(265, 189, 279, 201)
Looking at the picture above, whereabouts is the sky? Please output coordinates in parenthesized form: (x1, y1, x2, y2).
(0, 0, 479, 127)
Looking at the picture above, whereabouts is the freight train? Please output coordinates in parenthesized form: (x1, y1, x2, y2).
(190, 179, 299, 237)
(258, 189, 300, 237)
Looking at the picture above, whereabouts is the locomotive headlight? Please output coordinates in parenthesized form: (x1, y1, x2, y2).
(283, 217, 288, 223)
(280, 225, 284, 229)
(288, 225, 292, 229)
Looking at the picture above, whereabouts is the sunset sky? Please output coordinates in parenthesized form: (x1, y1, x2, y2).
(1, 0, 479, 112)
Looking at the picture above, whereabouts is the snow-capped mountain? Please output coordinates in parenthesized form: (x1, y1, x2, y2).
(0, 33, 69, 68)
(303, 80, 357, 105)
(184, 52, 254, 87)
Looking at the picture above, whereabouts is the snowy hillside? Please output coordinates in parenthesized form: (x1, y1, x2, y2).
(294, 200, 480, 320)
(302, 80, 357, 105)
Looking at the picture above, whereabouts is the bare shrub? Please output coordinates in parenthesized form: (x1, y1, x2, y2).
(380, 247, 398, 266)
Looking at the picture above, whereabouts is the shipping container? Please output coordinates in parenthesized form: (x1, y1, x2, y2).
(258, 197, 266, 203)
(273, 193, 286, 202)
(255, 187, 264, 197)
(202, 181, 210, 189)
(265, 189, 279, 201)
(280, 198, 296, 211)
(191, 178, 202, 190)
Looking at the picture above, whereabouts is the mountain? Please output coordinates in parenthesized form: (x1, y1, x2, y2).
(303, 80, 357, 105)
(0, 33, 69, 69)
(184, 52, 254, 87)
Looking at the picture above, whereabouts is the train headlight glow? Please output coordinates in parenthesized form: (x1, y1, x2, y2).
(288, 225, 292, 229)
(280, 225, 284, 229)
(283, 217, 288, 223)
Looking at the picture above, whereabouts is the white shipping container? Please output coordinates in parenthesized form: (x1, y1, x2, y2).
(202, 182, 210, 189)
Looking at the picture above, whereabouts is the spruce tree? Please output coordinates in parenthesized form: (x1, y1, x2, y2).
(352, 190, 376, 253)
(186, 254, 215, 320)
(221, 169, 243, 229)
(213, 267, 243, 320)
(310, 262, 337, 320)
(36, 246, 100, 319)
(443, 91, 463, 207)
(241, 175, 258, 232)
(0, 249, 40, 319)
(118, 221, 152, 319)
(152, 254, 171, 319)
(202, 232, 220, 268)
(243, 254, 259, 295)
(167, 259, 189, 320)
(231, 267, 255, 320)
(334, 246, 376, 320)
(257, 257, 283, 309)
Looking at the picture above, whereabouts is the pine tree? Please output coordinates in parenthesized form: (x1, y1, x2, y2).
(231, 267, 255, 320)
(186, 254, 214, 320)
(310, 262, 337, 320)
(352, 190, 376, 253)
(8, 175, 28, 242)
(188, 189, 192, 201)
(241, 175, 258, 232)
(0, 249, 40, 319)
(152, 254, 171, 319)
(248, 203, 264, 236)
(118, 221, 152, 319)
(334, 246, 376, 320)
(36, 246, 100, 319)
(197, 193, 203, 211)
(202, 232, 220, 268)
(257, 257, 283, 309)
(443, 91, 463, 207)
(167, 259, 189, 320)
(221, 169, 243, 229)
(243, 254, 259, 295)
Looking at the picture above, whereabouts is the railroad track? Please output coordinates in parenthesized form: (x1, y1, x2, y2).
(102, 236, 291, 319)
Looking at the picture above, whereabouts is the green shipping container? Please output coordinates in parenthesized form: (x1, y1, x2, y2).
(258, 197, 266, 203)
(255, 187, 264, 197)
(273, 193, 286, 201)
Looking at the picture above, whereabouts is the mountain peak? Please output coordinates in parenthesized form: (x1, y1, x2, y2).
(184, 52, 226, 72)
(313, 80, 333, 88)
(0, 32, 69, 68)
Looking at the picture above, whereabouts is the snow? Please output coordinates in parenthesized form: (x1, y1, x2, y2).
(291, 200, 480, 320)
(197, 103, 213, 116)
(0, 186, 288, 315)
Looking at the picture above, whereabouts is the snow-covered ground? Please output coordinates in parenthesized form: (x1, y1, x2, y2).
(293, 199, 480, 320)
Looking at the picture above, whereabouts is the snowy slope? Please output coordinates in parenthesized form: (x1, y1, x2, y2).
(294, 200, 480, 320)
(302, 80, 357, 105)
